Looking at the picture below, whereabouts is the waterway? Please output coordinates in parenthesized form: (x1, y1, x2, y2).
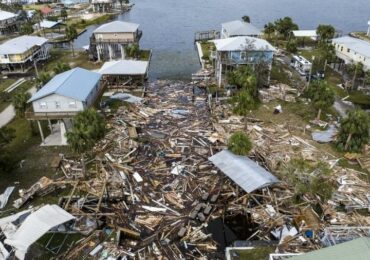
(74, 0, 370, 79)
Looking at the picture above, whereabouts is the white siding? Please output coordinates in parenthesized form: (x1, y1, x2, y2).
(32, 94, 84, 113)
(334, 43, 370, 70)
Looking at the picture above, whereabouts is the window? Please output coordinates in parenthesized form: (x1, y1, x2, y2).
(39, 102, 47, 109)
(340, 46, 343, 52)
(69, 101, 76, 108)
(347, 48, 350, 53)
(240, 52, 247, 60)
(55, 101, 61, 109)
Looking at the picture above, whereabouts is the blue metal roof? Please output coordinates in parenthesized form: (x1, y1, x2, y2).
(28, 68, 102, 103)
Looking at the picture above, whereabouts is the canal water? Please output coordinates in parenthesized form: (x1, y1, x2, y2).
(75, 0, 370, 79)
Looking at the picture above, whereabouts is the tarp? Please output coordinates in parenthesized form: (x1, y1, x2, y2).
(312, 125, 338, 143)
(3, 204, 75, 260)
(209, 150, 279, 193)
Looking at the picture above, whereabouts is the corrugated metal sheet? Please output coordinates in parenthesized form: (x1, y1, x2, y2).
(332, 36, 370, 57)
(209, 150, 279, 193)
(28, 68, 101, 103)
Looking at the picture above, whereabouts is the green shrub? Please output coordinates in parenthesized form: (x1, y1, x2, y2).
(228, 131, 252, 156)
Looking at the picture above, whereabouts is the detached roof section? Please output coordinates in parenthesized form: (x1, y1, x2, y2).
(29, 67, 102, 102)
(209, 150, 279, 193)
(99, 60, 149, 76)
(0, 10, 16, 21)
(332, 36, 370, 57)
(290, 237, 370, 260)
(0, 36, 48, 55)
(94, 21, 140, 33)
(212, 36, 276, 52)
(3, 204, 75, 260)
(292, 30, 318, 38)
(222, 20, 262, 37)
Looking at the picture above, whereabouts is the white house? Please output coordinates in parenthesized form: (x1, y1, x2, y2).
(27, 67, 103, 145)
(0, 35, 50, 74)
(221, 20, 262, 39)
(332, 36, 370, 71)
(0, 10, 18, 35)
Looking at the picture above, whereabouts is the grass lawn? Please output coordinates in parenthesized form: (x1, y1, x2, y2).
(229, 247, 276, 260)
(200, 41, 215, 59)
(42, 50, 102, 73)
(68, 14, 115, 30)
(0, 80, 36, 113)
(139, 49, 152, 61)
(0, 78, 16, 92)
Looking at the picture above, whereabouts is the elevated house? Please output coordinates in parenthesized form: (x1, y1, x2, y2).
(0, 35, 50, 74)
(27, 67, 104, 145)
(210, 36, 276, 85)
(0, 10, 18, 35)
(332, 36, 370, 71)
(40, 6, 54, 17)
(99, 60, 150, 87)
(221, 20, 262, 39)
(89, 21, 142, 61)
(92, 0, 116, 13)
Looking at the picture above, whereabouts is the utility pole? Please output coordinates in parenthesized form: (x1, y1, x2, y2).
(33, 60, 39, 78)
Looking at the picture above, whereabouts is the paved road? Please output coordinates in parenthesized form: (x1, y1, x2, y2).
(0, 87, 37, 128)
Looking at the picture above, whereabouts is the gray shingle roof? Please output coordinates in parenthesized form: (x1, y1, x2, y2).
(94, 21, 139, 33)
(28, 67, 102, 103)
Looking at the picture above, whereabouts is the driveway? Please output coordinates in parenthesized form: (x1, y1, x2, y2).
(0, 87, 37, 128)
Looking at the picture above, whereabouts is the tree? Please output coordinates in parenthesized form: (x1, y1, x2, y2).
(126, 43, 140, 59)
(286, 40, 298, 53)
(264, 22, 275, 39)
(66, 109, 105, 175)
(305, 80, 335, 119)
(33, 10, 43, 31)
(20, 22, 34, 35)
(228, 131, 252, 156)
(12, 92, 31, 118)
(363, 70, 370, 87)
(242, 15, 250, 23)
(0, 126, 15, 173)
(37, 72, 51, 89)
(279, 158, 334, 202)
(316, 24, 335, 43)
(60, 9, 68, 21)
(230, 88, 257, 128)
(254, 60, 271, 89)
(53, 62, 71, 74)
(274, 17, 299, 39)
(336, 109, 369, 152)
(66, 26, 78, 57)
(227, 65, 258, 98)
(346, 62, 364, 89)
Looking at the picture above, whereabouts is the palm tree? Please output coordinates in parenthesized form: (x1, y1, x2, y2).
(306, 80, 335, 120)
(53, 62, 71, 74)
(12, 92, 31, 118)
(242, 15, 250, 23)
(230, 88, 257, 128)
(33, 10, 43, 33)
(336, 109, 369, 151)
(66, 109, 105, 176)
(66, 26, 78, 57)
(36, 72, 51, 89)
(264, 22, 275, 39)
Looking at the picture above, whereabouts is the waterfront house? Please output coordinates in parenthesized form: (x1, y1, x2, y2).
(221, 20, 262, 39)
(99, 60, 149, 86)
(89, 21, 142, 61)
(332, 36, 370, 71)
(210, 36, 276, 85)
(0, 35, 50, 74)
(27, 67, 103, 145)
(92, 0, 115, 13)
(0, 10, 18, 35)
(40, 6, 54, 17)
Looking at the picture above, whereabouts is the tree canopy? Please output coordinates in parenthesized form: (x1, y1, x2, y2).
(316, 24, 335, 42)
(66, 108, 105, 155)
(60, 9, 68, 21)
(306, 80, 335, 119)
(37, 72, 51, 89)
(274, 17, 299, 39)
(66, 26, 78, 56)
(12, 92, 31, 118)
(264, 22, 275, 39)
(53, 62, 71, 74)
(20, 23, 34, 35)
(228, 131, 252, 156)
(279, 158, 334, 202)
(336, 109, 369, 152)
(227, 65, 258, 98)
(242, 15, 250, 23)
